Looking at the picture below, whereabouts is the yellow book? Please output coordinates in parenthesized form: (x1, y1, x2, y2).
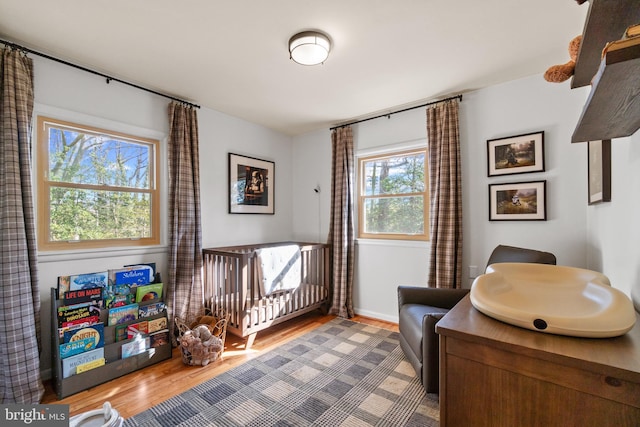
(75, 357, 105, 374)
(602, 34, 640, 58)
(625, 23, 640, 39)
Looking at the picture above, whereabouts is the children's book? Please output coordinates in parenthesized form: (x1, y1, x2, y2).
(62, 347, 104, 378)
(60, 315, 100, 329)
(104, 292, 136, 309)
(115, 324, 128, 342)
(109, 266, 154, 286)
(121, 335, 149, 359)
(57, 303, 101, 328)
(135, 283, 163, 303)
(127, 321, 149, 339)
(149, 329, 169, 348)
(63, 287, 104, 306)
(59, 337, 95, 359)
(107, 303, 139, 326)
(75, 357, 105, 374)
(138, 302, 166, 318)
(148, 317, 168, 333)
(58, 271, 108, 294)
(63, 323, 105, 349)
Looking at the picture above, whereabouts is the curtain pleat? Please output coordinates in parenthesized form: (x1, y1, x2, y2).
(0, 48, 44, 403)
(328, 127, 355, 318)
(166, 102, 204, 344)
(426, 100, 463, 289)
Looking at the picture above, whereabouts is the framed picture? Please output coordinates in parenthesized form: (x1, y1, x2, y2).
(588, 139, 611, 205)
(489, 180, 546, 221)
(228, 153, 274, 214)
(487, 131, 545, 177)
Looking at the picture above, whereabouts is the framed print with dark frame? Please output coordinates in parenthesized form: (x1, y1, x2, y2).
(588, 139, 611, 205)
(489, 180, 546, 221)
(229, 153, 274, 214)
(487, 131, 545, 177)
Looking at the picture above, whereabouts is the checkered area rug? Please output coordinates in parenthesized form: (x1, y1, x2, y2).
(124, 318, 439, 426)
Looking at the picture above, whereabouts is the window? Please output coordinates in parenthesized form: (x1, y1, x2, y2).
(37, 116, 160, 250)
(358, 148, 429, 241)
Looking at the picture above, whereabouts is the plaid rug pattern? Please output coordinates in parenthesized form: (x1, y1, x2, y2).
(124, 318, 439, 426)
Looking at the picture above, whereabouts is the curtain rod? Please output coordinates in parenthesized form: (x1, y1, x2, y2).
(0, 38, 200, 109)
(330, 94, 462, 131)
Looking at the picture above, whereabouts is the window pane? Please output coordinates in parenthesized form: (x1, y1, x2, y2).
(48, 127, 152, 189)
(363, 196, 424, 234)
(363, 153, 425, 196)
(49, 187, 152, 241)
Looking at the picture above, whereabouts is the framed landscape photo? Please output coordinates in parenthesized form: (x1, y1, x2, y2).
(588, 139, 611, 205)
(489, 180, 546, 221)
(229, 153, 274, 214)
(487, 131, 545, 177)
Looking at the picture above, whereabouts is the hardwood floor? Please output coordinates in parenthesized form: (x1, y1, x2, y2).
(41, 312, 399, 419)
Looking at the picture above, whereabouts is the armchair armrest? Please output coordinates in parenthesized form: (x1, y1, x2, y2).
(397, 285, 470, 311)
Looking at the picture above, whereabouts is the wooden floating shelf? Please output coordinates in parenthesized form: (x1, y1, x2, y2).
(571, 0, 640, 89)
(572, 42, 640, 143)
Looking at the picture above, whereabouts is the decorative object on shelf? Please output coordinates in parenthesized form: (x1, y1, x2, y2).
(288, 31, 331, 66)
(544, 35, 582, 83)
(588, 139, 611, 205)
(489, 180, 547, 221)
(228, 153, 274, 214)
(487, 131, 545, 177)
(175, 312, 229, 366)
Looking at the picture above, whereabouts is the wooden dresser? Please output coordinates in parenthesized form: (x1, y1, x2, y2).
(436, 295, 640, 426)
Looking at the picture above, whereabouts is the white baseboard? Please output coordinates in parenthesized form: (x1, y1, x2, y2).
(353, 308, 398, 324)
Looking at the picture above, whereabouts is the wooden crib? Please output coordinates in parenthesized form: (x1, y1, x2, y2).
(203, 242, 330, 347)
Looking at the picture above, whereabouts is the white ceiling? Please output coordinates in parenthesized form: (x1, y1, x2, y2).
(0, 1, 588, 136)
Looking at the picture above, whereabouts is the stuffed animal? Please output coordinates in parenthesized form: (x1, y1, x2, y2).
(190, 315, 225, 336)
(179, 324, 224, 366)
(544, 35, 582, 83)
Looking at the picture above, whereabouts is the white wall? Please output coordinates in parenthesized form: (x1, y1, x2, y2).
(462, 75, 590, 281)
(29, 52, 638, 378)
(32, 56, 293, 378)
(292, 74, 592, 323)
(586, 132, 640, 304)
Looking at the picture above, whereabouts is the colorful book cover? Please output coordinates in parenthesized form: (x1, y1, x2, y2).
(67, 271, 108, 291)
(138, 302, 166, 318)
(109, 266, 154, 286)
(124, 262, 156, 276)
(63, 287, 104, 306)
(62, 347, 104, 378)
(107, 303, 139, 326)
(135, 283, 163, 303)
(63, 323, 105, 349)
(148, 317, 168, 333)
(59, 337, 95, 359)
(127, 321, 149, 339)
(57, 303, 101, 328)
(121, 335, 149, 359)
(58, 320, 97, 339)
(61, 315, 100, 329)
(149, 329, 169, 348)
(75, 357, 105, 374)
(105, 292, 136, 309)
(115, 324, 128, 342)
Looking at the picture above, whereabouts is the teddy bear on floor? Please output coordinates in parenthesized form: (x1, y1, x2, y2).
(180, 324, 224, 366)
(544, 35, 582, 83)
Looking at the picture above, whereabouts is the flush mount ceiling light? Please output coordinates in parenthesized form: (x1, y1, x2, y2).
(289, 31, 331, 66)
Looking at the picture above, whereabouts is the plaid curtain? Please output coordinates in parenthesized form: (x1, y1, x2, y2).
(328, 126, 355, 318)
(426, 99, 463, 289)
(166, 102, 204, 344)
(0, 48, 44, 403)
